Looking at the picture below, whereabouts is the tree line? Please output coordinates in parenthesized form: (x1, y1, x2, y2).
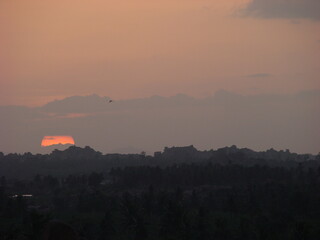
(1, 158, 320, 239)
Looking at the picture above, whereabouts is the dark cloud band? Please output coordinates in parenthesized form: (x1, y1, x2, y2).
(241, 0, 320, 20)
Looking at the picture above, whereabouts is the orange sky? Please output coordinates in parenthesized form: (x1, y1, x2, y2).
(0, 0, 319, 106)
(41, 136, 75, 147)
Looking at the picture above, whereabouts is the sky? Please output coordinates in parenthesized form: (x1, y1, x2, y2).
(1, 91, 320, 155)
(0, 0, 319, 155)
(0, 0, 319, 106)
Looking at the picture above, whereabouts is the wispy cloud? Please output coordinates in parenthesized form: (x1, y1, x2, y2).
(240, 0, 320, 21)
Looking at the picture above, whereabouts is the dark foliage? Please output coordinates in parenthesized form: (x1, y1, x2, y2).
(0, 146, 320, 239)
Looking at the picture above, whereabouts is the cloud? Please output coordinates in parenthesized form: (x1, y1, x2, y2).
(246, 73, 273, 78)
(241, 0, 320, 21)
(1, 91, 320, 155)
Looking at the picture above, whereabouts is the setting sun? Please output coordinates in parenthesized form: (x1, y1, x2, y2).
(41, 136, 75, 147)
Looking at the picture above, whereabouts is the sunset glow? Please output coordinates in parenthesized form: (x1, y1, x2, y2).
(1, 0, 319, 106)
(41, 136, 75, 147)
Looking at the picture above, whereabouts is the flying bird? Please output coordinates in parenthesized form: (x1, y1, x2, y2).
(105, 97, 113, 103)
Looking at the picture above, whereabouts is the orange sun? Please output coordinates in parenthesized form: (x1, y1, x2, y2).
(41, 136, 75, 147)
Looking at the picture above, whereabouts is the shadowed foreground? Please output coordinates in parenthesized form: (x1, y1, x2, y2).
(0, 146, 320, 239)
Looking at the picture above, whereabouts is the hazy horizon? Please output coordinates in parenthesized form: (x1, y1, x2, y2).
(1, 90, 319, 155)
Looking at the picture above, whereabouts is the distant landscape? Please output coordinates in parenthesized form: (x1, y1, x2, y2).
(0, 145, 319, 179)
(1, 145, 320, 239)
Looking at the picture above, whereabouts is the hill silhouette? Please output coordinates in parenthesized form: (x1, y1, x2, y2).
(0, 145, 318, 179)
